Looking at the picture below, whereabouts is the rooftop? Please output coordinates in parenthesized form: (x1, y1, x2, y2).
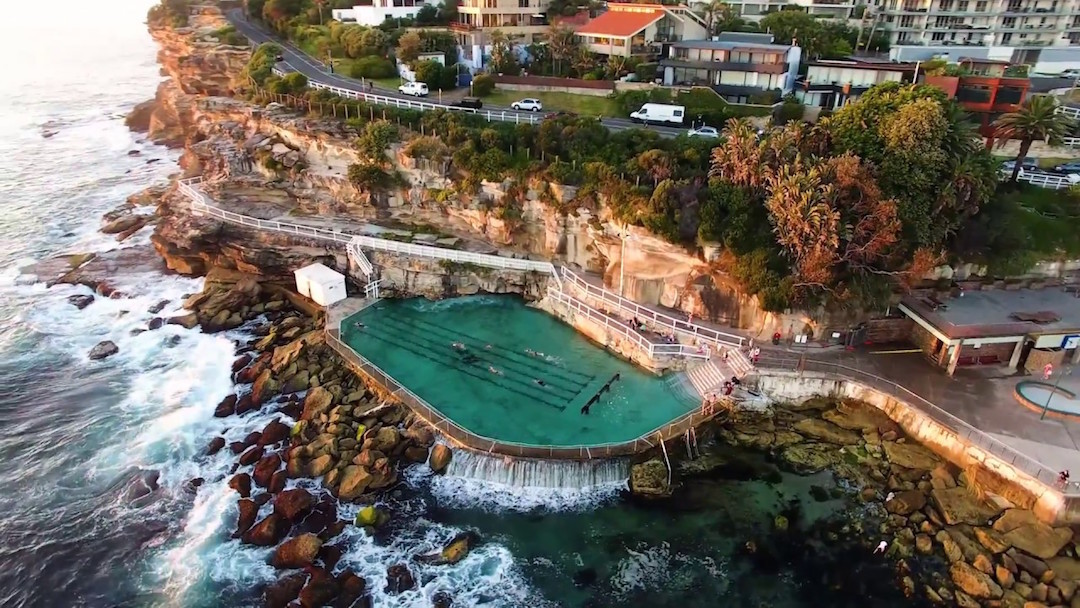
(902, 287, 1080, 340)
(805, 58, 918, 71)
(670, 38, 792, 52)
(576, 7, 663, 37)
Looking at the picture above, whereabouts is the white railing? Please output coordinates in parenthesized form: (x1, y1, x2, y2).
(1056, 104, 1080, 120)
(178, 177, 560, 287)
(346, 236, 374, 277)
(1016, 169, 1077, 190)
(1063, 136, 1080, 148)
(547, 287, 709, 360)
(560, 267, 745, 349)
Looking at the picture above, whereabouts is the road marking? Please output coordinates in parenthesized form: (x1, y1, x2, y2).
(870, 348, 923, 355)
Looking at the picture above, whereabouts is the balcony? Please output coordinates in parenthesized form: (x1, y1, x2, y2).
(450, 21, 477, 32)
(996, 87, 1025, 105)
(661, 58, 788, 74)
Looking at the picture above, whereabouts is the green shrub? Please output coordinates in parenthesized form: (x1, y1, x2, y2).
(348, 56, 396, 79)
(635, 62, 658, 82)
(243, 43, 283, 87)
(471, 74, 496, 97)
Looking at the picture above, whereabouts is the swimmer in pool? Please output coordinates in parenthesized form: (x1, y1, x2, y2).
(485, 344, 493, 350)
(451, 341, 466, 351)
(533, 378, 547, 387)
(524, 348, 536, 356)
(353, 321, 365, 329)
(488, 366, 503, 375)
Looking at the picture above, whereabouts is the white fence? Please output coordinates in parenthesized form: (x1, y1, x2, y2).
(1057, 105, 1080, 120)
(346, 237, 374, 277)
(560, 267, 745, 349)
(547, 287, 709, 360)
(1016, 170, 1078, 190)
(178, 177, 560, 286)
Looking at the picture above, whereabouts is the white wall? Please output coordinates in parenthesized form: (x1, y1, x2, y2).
(334, 3, 430, 27)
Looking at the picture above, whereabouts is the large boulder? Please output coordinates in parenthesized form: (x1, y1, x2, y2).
(883, 441, 940, 470)
(238, 445, 265, 467)
(234, 498, 258, 537)
(259, 418, 291, 446)
(993, 509, 1041, 534)
(369, 427, 401, 453)
(88, 341, 119, 360)
(298, 567, 339, 607)
(308, 454, 335, 477)
(417, 531, 479, 566)
(792, 418, 861, 445)
(228, 473, 251, 498)
(271, 533, 323, 569)
(251, 369, 280, 408)
(629, 459, 670, 498)
(1001, 522, 1073, 560)
(931, 487, 1000, 526)
(429, 444, 452, 473)
(241, 513, 290, 546)
(886, 490, 928, 516)
(67, 294, 95, 309)
(262, 572, 306, 608)
(950, 561, 1004, 599)
(778, 443, 840, 474)
(213, 394, 237, 418)
(385, 564, 416, 594)
(337, 465, 374, 500)
(301, 386, 334, 421)
(274, 488, 314, 522)
(252, 454, 282, 488)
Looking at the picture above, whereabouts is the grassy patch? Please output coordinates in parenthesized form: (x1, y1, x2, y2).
(479, 89, 620, 117)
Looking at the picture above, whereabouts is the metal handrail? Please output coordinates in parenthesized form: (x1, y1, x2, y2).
(560, 266, 745, 348)
(346, 237, 373, 277)
(178, 177, 560, 288)
(325, 327, 714, 458)
(759, 355, 1079, 496)
(547, 287, 709, 360)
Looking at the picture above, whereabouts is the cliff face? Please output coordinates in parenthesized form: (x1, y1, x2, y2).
(127, 6, 249, 146)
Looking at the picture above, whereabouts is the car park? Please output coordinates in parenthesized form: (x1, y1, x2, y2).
(511, 98, 543, 111)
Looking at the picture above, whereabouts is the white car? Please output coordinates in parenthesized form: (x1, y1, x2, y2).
(687, 126, 720, 139)
(511, 98, 543, 111)
(398, 81, 429, 97)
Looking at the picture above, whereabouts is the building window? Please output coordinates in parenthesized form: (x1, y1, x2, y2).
(957, 1, 968, 10)
(975, 0, 986, 9)
(932, 32, 946, 40)
(519, 0, 529, 7)
(1002, 32, 1013, 42)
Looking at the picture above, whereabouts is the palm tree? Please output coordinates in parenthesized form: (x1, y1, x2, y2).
(993, 95, 1074, 182)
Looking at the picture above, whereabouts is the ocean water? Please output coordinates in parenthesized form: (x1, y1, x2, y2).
(0, 3, 930, 607)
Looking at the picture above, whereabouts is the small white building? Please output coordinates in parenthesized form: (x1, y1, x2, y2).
(332, 0, 430, 27)
(294, 263, 347, 307)
(398, 51, 446, 81)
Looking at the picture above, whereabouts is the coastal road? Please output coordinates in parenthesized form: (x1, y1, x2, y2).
(226, 11, 687, 138)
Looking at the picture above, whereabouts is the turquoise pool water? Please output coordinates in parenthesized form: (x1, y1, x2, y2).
(341, 296, 697, 447)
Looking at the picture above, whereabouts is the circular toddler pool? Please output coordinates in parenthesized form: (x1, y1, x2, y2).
(1014, 380, 1080, 419)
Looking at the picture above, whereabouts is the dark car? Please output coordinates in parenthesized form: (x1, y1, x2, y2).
(454, 97, 483, 109)
(275, 54, 284, 62)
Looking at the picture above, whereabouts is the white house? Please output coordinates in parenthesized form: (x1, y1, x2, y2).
(397, 51, 446, 82)
(332, 0, 430, 27)
(660, 33, 801, 103)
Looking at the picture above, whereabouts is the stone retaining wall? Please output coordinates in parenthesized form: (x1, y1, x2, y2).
(757, 370, 1073, 524)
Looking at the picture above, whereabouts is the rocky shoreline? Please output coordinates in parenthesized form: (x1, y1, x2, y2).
(661, 397, 1080, 608)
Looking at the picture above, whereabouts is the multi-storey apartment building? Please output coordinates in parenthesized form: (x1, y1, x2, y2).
(453, 0, 551, 69)
(869, 0, 1080, 49)
(685, 0, 858, 21)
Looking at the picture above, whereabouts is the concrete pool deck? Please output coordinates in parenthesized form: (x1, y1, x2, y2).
(798, 348, 1080, 484)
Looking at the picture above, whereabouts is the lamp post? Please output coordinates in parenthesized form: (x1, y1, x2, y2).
(1041, 367, 1072, 420)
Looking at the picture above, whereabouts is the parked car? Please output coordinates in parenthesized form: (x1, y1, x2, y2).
(454, 97, 483, 109)
(1000, 158, 1038, 173)
(687, 126, 720, 139)
(275, 54, 284, 62)
(511, 98, 543, 112)
(1053, 160, 1080, 174)
(629, 103, 686, 125)
(1061, 69, 1080, 79)
(398, 81, 429, 97)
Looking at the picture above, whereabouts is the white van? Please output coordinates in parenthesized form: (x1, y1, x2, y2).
(398, 81, 429, 97)
(630, 103, 686, 125)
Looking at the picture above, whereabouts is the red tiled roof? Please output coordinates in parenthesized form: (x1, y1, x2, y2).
(576, 9, 663, 38)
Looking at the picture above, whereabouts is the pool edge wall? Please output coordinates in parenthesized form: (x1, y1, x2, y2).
(1013, 381, 1080, 422)
(326, 327, 714, 461)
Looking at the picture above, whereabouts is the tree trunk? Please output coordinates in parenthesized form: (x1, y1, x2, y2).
(1011, 138, 1032, 182)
